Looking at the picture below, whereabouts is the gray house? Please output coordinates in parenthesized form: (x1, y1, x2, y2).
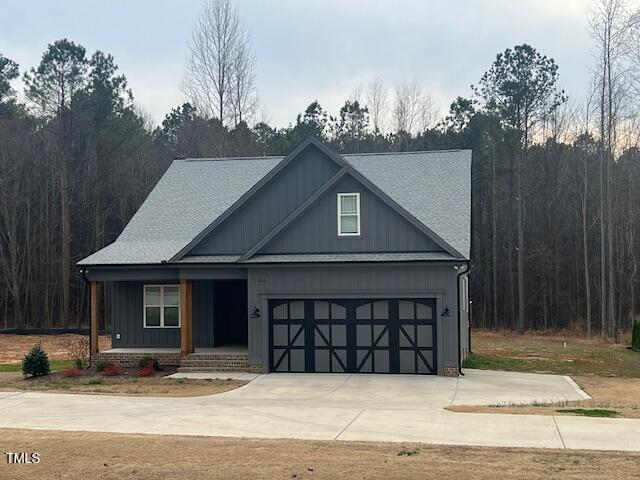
(79, 137, 471, 376)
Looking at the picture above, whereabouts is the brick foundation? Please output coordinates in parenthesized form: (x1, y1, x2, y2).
(93, 351, 181, 368)
(443, 367, 459, 377)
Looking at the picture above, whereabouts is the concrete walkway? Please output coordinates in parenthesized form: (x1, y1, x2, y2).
(0, 370, 638, 451)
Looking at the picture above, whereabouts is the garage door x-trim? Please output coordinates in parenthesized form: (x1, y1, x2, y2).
(269, 298, 437, 374)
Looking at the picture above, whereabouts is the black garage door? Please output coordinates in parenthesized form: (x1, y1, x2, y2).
(269, 299, 437, 374)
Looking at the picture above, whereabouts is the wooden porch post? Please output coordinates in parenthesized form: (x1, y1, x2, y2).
(90, 281, 99, 355)
(180, 280, 193, 354)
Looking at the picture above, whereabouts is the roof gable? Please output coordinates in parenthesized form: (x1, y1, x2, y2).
(79, 138, 470, 266)
(184, 140, 341, 256)
(254, 172, 447, 256)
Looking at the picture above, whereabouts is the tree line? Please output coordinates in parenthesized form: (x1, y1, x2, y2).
(0, 0, 638, 338)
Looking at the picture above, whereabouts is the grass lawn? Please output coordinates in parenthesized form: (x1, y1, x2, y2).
(1, 429, 639, 480)
(0, 359, 74, 373)
(464, 330, 640, 377)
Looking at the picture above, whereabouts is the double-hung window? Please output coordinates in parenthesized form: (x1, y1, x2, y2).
(337, 193, 360, 236)
(144, 285, 180, 328)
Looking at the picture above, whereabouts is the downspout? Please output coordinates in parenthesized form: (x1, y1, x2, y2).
(80, 268, 92, 365)
(456, 261, 470, 376)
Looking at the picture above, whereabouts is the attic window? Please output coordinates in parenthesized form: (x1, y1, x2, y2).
(337, 193, 360, 236)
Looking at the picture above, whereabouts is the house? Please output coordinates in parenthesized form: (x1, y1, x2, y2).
(78, 137, 471, 376)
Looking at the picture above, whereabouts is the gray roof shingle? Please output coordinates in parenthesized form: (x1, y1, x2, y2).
(79, 148, 470, 265)
(344, 150, 470, 258)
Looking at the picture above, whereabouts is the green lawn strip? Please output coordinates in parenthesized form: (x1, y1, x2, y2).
(557, 408, 619, 418)
(0, 359, 75, 373)
(464, 343, 640, 377)
(462, 353, 573, 375)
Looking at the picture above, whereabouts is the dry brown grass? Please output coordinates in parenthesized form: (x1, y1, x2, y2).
(1, 429, 638, 479)
(0, 333, 111, 363)
(0, 372, 245, 397)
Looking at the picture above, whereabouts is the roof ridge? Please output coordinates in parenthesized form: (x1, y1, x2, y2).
(181, 149, 468, 162)
(342, 149, 467, 157)
(183, 156, 284, 162)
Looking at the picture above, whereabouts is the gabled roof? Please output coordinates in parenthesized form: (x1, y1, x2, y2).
(79, 139, 471, 266)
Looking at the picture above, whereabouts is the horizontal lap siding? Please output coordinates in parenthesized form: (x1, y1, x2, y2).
(111, 282, 180, 348)
(247, 265, 460, 374)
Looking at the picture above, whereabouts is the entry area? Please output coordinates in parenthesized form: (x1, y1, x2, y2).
(194, 279, 248, 349)
(269, 298, 437, 374)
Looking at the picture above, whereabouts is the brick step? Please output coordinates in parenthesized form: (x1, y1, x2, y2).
(183, 354, 248, 360)
(180, 361, 250, 367)
(177, 366, 261, 373)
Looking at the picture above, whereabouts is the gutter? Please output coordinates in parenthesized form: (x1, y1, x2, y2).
(79, 268, 92, 365)
(456, 261, 470, 376)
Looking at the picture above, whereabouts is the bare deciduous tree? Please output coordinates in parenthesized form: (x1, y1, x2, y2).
(183, 0, 257, 128)
(366, 77, 388, 134)
(589, 0, 637, 338)
(393, 80, 423, 134)
(228, 25, 258, 126)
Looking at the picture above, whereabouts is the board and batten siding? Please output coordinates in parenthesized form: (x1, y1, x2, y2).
(110, 282, 180, 348)
(261, 175, 444, 254)
(247, 264, 461, 375)
(193, 280, 215, 348)
(190, 145, 340, 255)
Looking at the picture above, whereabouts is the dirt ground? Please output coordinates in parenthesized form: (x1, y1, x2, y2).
(0, 333, 111, 363)
(1, 429, 638, 480)
(0, 371, 245, 397)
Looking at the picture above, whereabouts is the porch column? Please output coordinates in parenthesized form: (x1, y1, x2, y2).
(90, 281, 99, 355)
(180, 279, 193, 354)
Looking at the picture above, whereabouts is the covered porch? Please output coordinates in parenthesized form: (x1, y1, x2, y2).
(87, 267, 253, 369)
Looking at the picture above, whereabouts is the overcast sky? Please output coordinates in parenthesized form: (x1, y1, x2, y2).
(1, 0, 594, 128)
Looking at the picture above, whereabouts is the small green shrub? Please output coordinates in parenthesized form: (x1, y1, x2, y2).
(137, 356, 160, 371)
(632, 322, 640, 351)
(95, 361, 108, 372)
(88, 378, 102, 385)
(22, 343, 50, 377)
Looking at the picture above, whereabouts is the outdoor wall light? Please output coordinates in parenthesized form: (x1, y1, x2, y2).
(249, 307, 261, 318)
(441, 307, 452, 317)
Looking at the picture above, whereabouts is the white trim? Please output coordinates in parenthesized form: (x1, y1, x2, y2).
(143, 284, 181, 328)
(337, 192, 361, 236)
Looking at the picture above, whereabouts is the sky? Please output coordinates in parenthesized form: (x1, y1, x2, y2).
(1, 0, 594, 128)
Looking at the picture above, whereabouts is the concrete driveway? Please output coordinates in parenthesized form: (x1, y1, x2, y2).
(0, 369, 638, 451)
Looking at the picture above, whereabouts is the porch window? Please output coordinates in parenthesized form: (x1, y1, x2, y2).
(144, 285, 180, 328)
(337, 192, 360, 236)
